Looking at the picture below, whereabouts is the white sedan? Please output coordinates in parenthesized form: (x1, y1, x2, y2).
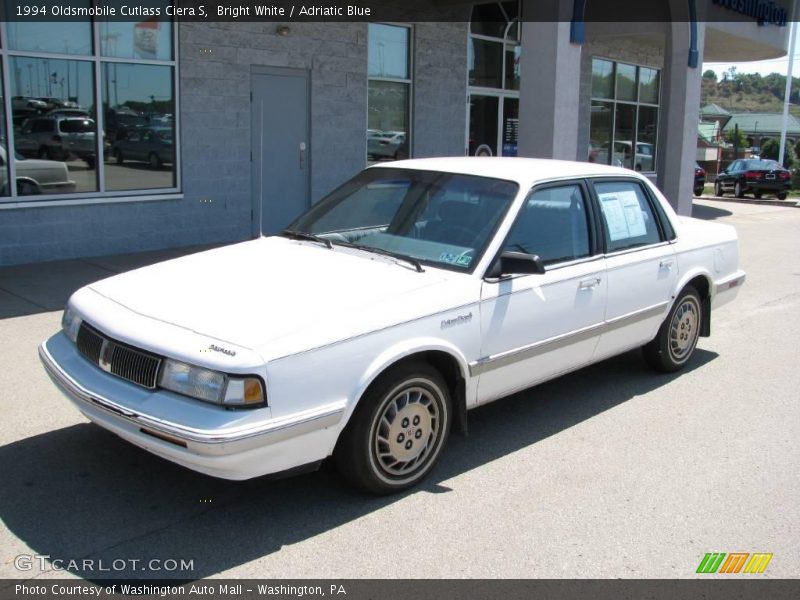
(40, 158, 745, 493)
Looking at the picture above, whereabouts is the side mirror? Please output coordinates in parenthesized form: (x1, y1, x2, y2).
(486, 251, 546, 278)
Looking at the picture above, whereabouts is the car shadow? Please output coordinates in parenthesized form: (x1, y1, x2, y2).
(0, 348, 717, 583)
(691, 203, 733, 220)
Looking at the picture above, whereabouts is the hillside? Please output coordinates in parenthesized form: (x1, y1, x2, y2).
(700, 68, 800, 117)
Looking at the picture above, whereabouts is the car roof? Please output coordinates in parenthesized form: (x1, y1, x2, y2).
(373, 157, 639, 188)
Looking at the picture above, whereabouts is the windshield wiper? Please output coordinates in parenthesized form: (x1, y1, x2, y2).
(280, 229, 332, 249)
(341, 242, 424, 273)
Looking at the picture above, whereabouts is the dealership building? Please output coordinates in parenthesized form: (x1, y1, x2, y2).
(0, 0, 795, 266)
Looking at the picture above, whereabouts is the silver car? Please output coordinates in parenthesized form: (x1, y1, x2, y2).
(0, 146, 76, 195)
(15, 115, 97, 168)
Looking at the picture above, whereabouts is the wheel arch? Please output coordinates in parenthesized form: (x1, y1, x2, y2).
(672, 270, 712, 337)
(349, 341, 470, 436)
(15, 177, 41, 194)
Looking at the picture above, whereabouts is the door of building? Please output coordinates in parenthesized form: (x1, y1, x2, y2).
(468, 94, 519, 157)
(251, 66, 310, 235)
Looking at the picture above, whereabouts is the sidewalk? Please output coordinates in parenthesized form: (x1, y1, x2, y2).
(0, 244, 219, 320)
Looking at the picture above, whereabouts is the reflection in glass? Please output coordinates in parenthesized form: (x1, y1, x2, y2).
(367, 24, 409, 79)
(637, 106, 658, 171)
(470, 2, 509, 38)
(469, 39, 503, 88)
(6, 1, 92, 55)
(613, 104, 636, 170)
(11, 57, 97, 193)
(469, 95, 498, 156)
(615, 63, 637, 102)
(591, 59, 614, 99)
(102, 63, 175, 191)
(100, 16, 173, 61)
(367, 81, 409, 163)
(639, 67, 660, 104)
(589, 101, 612, 163)
(505, 46, 521, 91)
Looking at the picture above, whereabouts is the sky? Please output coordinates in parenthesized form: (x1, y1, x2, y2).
(703, 23, 800, 78)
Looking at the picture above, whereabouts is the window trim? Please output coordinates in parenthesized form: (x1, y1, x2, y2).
(0, 19, 180, 205)
(366, 22, 413, 166)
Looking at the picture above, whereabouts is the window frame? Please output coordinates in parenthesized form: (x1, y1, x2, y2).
(0, 18, 181, 207)
(589, 57, 661, 174)
(366, 22, 413, 166)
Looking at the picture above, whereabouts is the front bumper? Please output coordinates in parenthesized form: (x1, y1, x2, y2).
(40, 333, 346, 480)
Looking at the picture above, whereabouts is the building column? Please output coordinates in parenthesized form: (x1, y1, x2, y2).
(518, 20, 582, 160)
(656, 22, 705, 216)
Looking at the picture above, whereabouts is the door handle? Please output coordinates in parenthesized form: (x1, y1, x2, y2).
(579, 277, 601, 290)
(659, 259, 674, 270)
(299, 142, 306, 169)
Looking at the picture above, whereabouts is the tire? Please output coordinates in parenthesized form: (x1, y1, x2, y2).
(149, 152, 162, 169)
(714, 180, 723, 197)
(335, 362, 451, 494)
(694, 185, 704, 196)
(84, 156, 95, 169)
(643, 286, 703, 373)
(734, 180, 745, 198)
(777, 192, 788, 200)
(754, 190, 763, 199)
(114, 149, 124, 164)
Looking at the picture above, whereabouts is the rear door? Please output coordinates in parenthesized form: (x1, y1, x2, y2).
(590, 178, 677, 360)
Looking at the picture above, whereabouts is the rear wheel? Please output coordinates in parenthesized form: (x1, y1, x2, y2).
(335, 362, 451, 494)
(754, 191, 763, 199)
(734, 181, 745, 198)
(149, 152, 162, 169)
(17, 179, 40, 195)
(714, 180, 723, 197)
(777, 192, 788, 200)
(694, 185, 704, 196)
(114, 149, 124, 164)
(643, 286, 702, 373)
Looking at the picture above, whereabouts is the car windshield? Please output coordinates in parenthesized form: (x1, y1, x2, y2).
(288, 167, 519, 272)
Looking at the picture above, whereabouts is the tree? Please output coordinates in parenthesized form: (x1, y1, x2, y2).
(702, 69, 717, 81)
(725, 128, 747, 148)
(761, 137, 797, 169)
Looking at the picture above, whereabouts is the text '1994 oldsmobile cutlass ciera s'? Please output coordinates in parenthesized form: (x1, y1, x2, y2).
(40, 158, 745, 493)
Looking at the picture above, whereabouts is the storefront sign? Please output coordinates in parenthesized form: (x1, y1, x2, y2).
(712, 0, 788, 26)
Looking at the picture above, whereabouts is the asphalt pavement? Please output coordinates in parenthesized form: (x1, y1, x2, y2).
(0, 199, 798, 582)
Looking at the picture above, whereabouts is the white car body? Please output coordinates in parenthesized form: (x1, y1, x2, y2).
(40, 158, 745, 484)
(0, 147, 76, 195)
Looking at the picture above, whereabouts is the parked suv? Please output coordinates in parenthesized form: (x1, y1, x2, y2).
(16, 115, 96, 168)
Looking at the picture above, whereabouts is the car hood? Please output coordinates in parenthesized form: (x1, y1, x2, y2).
(85, 237, 469, 360)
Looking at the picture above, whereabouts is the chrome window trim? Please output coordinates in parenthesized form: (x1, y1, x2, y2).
(469, 301, 668, 376)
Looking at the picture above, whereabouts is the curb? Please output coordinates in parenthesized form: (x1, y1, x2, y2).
(694, 195, 800, 208)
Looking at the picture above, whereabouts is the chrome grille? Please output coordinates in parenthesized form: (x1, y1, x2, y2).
(75, 322, 162, 389)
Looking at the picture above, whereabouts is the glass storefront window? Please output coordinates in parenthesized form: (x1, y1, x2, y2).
(615, 63, 637, 102)
(102, 63, 175, 191)
(368, 23, 409, 79)
(100, 20, 173, 61)
(505, 46, 521, 91)
(469, 39, 503, 89)
(11, 57, 97, 193)
(0, 18, 177, 202)
(591, 59, 614, 99)
(590, 59, 660, 173)
(367, 24, 411, 164)
(469, 96, 499, 157)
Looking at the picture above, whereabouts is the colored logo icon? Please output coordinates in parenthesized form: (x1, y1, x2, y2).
(696, 552, 773, 574)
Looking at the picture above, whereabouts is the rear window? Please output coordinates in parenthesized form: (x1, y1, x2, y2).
(59, 119, 95, 133)
(743, 160, 779, 170)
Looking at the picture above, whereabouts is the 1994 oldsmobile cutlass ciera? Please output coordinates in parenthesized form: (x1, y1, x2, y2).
(40, 158, 745, 493)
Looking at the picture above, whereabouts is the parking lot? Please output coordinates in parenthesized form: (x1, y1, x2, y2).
(0, 199, 798, 582)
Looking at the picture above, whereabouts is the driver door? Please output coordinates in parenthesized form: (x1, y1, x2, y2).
(476, 181, 607, 403)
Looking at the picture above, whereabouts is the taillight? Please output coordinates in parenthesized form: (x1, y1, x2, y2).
(779, 171, 791, 181)
(695, 167, 705, 177)
(744, 170, 760, 180)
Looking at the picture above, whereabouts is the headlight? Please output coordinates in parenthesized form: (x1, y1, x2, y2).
(158, 359, 265, 407)
(62, 305, 82, 343)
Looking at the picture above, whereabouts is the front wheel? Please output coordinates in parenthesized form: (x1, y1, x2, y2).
(714, 180, 723, 197)
(643, 286, 702, 373)
(335, 362, 451, 494)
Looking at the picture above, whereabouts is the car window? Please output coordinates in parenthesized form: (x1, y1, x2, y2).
(503, 184, 591, 266)
(594, 180, 662, 252)
(728, 160, 741, 172)
(290, 168, 518, 272)
(59, 119, 94, 133)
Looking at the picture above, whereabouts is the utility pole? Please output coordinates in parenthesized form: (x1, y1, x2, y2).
(779, 21, 796, 167)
